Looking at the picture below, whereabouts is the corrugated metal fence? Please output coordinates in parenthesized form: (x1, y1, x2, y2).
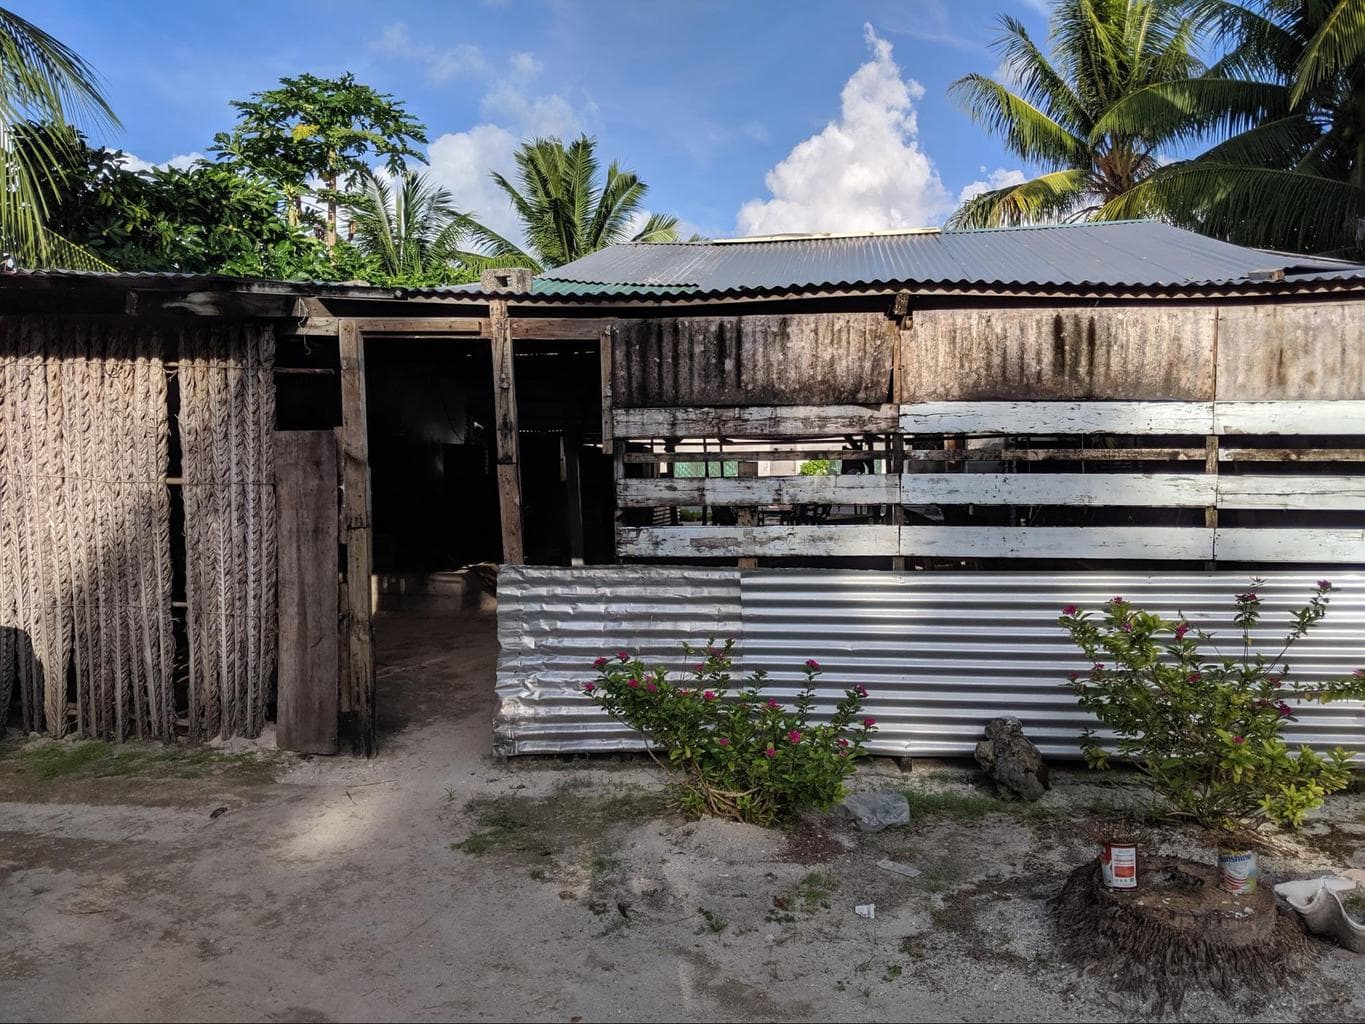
(495, 567, 1365, 758)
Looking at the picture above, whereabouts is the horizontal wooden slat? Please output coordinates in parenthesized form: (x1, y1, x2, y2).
(1218, 475, 1365, 510)
(1215, 401, 1365, 435)
(899, 401, 1214, 436)
(906, 446, 1207, 462)
(900, 472, 1214, 507)
(617, 524, 897, 557)
(1214, 528, 1365, 563)
(1220, 448, 1365, 462)
(900, 526, 1214, 560)
(354, 317, 486, 334)
(613, 404, 898, 439)
(618, 474, 897, 508)
(624, 445, 864, 464)
(510, 317, 615, 340)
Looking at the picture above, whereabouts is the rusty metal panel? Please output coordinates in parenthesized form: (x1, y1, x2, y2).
(497, 567, 1365, 759)
(613, 313, 895, 407)
(901, 306, 1217, 402)
(1216, 302, 1365, 400)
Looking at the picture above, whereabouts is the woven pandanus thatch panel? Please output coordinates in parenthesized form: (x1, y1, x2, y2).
(0, 317, 175, 739)
(178, 325, 277, 741)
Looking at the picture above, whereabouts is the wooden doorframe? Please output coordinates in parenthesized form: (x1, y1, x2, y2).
(339, 319, 376, 755)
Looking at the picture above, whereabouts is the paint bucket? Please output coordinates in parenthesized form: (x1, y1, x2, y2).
(1100, 841, 1138, 889)
(1218, 848, 1259, 895)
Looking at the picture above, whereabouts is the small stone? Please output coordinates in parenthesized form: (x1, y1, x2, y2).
(875, 858, 922, 878)
(1350, 849, 1365, 869)
(974, 717, 1049, 801)
(839, 792, 911, 833)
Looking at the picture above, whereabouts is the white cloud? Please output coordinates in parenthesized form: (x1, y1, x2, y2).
(508, 51, 542, 79)
(957, 167, 1027, 205)
(372, 23, 490, 82)
(736, 25, 953, 236)
(122, 151, 207, 173)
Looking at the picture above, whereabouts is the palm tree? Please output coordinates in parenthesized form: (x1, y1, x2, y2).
(461, 135, 680, 272)
(345, 169, 472, 285)
(0, 6, 117, 268)
(947, 0, 1205, 227)
(1096, 1, 1365, 255)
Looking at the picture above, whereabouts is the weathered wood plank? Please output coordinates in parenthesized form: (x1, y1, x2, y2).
(1215, 528, 1365, 563)
(900, 472, 1214, 507)
(625, 445, 867, 464)
(600, 323, 614, 454)
(899, 401, 1215, 436)
(901, 306, 1218, 402)
(1215, 303, 1364, 401)
(1219, 447, 1365, 462)
(617, 524, 897, 557)
(338, 320, 376, 755)
(617, 473, 898, 507)
(614, 313, 897, 407)
(489, 300, 524, 564)
(1214, 401, 1365, 435)
(899, 526, 1214, 560)
(352, 317, 485, 334)
(510, 317, 616, 340)
(275, 431, 339, 755)
(1217, 475, 1365, 510)
(614, 404, 898, 439)
(904, 446, 1208, 462)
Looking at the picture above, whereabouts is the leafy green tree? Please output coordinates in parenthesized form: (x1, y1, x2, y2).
(1097, 1, 1365, 255)
(461, 134, 680, 272)
(948, 0, 1204, 228)
(37, 128, 345, 278)
(211, 73, 427, 249)
(344, 169, 478, 286)
(0, 6, 118, 268)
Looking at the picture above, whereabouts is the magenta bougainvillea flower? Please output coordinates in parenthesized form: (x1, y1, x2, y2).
(703, 690, 717, 701)
(766, 698, 781, 710)
(617, 651, 630, 663)
(853, 684, 868, 698)
(805, 659, 821, 671)
(1233, 735, 1245, 745)
(646, 682, 658, 693)
(583, 682, 596, 694)
(863, 717, 877, 728)
(1111, 596, 1126, 604)
(1188, 672, 1202, 682)
(1062, 604, 1078, 616)
(763, 746, 776, 759)
(1175, 623, 1190, 639)
(716, 736, 731, 747)
(627, 678, 641, 689)
(1319, 579, 1333, 591)
(593, 656, 609, 670)
(787, 730, 802, 745)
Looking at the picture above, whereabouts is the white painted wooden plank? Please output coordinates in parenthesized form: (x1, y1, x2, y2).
(616, 524, 897, 558)
(1215, 528, 1365, 563)
(613, 404, 898, 439)
(900, 472, 1214, 508)
(1214, 401, 1365, 436)
(899, 526, 1213, 560)
(1217, 475, 1365, 510)
(617, 474, 898, 508)
(898, 401, 1214, 436)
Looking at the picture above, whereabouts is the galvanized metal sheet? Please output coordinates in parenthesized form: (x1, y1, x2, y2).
(496, 568, 1365, 759)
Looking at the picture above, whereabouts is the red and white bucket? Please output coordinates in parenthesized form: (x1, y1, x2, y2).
(1217, 849, 1259, 895)
(1100, 841, 1138, 889)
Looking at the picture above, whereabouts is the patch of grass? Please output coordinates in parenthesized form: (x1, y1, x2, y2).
(0, 738, 275, 784)
(454, 784, 672, 859)
(796, 870, 837, 912)
(903, 787, 1054, 822)
(698, 907, 729, 934)
(1343, 889, 1365, 922)
(589, 854, 622, 880)
(882, 964, 903, 982)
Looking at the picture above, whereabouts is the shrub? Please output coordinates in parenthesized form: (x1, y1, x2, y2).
(586, 640, 876, 826)
(798, 458, 833, 476)
(1059, 580, 1365, 832)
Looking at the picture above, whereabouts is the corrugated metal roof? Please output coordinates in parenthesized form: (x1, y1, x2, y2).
(535, 221, 1365, 297)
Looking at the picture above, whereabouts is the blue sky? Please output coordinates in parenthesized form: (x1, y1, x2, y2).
(24, 0, 1054, 240)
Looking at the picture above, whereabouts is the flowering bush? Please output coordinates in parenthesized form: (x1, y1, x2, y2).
(1060, 580, 1365, 832)
(586, 640, 876, 826)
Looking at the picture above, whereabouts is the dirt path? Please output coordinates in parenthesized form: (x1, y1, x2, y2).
(2, 611, 1363, 1023)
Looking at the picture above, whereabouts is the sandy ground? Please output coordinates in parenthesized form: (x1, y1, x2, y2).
(2, 610, 1364, 1023)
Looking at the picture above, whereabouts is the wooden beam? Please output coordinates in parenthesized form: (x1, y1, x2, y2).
(613, 404, 898, 439)
(1215, 401, 1365, 435)
(617, 524, 898, 558)
(905, 446, 1207, 462)
(510, 317, 617, 340)
(490, 299, 524, 564)
(900, 526, 1214, 560)
(275, 431, 340, 755)
(1215, 528, 1365, 562)
(600, 323, 615, 453)
(617, 473, 899, 507)
(625, 444, 865, 464)
(351, 317, 486, 334)
(901, 471, 1215, 507)
(900, 401, 1216, 436)
(339, 320, 376, 756)
(565, 436, 584, 566)
(1217, 475, 1365, 510)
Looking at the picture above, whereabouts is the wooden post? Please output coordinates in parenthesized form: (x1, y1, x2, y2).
(1205, 435, 1219, 570)
(565, 434, 584, 566)
(890, 433, 906, 571)
(600, 323, 615, 455)
(275, 431, 339, 754)
(490, 300, 524, 564)
(339, 319, 376, 755)
(737, 459, 758, 569)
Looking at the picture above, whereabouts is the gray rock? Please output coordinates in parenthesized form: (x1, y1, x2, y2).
(839, 791, 911, 833)
(974, 717, 1050, 801)
(1350, 848, 1365, 869)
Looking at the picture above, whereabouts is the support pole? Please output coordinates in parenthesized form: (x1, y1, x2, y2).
(338, 319, 375, 755)
(489, 299, 524, 564)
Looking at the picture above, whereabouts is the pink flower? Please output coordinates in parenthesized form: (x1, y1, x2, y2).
(1318, 580, 1333, 591)
(1174, 623, 1189, 639)
(1237, 591, 1260, 604)
(1067, 672, 1079, 682)
(1188, 672, 1202, 682)
(863, 717, 877, 728)
(677, 688, 691, 697)
(1111, 596, 1125, 605)
(1232, 735, 1245, 745)
(627, 678, 641, 689)
(787, 730, 802, 745)
(716, 736, 731, 747)
(583, 682, 597, 694)
(1121, 621, 1133, 633)
(694, 662, 706, 674)
(1093, 663, 1105, 672)
(617, 651, 630, 663)
(837, 738, 850, 748)
(1062, 605, 1078, 616)
(708, 647, 721, 658)
(853, 684, 868, 698)
(592, 656, 609, 670)
(763, 746, 776, 759)
(703, 690, 717, 701)
(1276, 700, 1292, 717)
(646, 682, 658, 693)
(766, 698, 781, 710)
(805, 659, 821, 671)
(1355, 669, 1364, 678)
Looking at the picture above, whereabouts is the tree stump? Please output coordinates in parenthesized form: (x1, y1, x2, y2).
(1055, 855, 1310, 1010)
